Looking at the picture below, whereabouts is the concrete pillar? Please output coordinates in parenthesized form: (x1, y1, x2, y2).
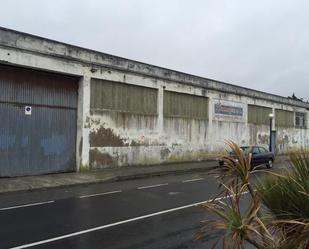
(243, 103, 250, 145)
(271, 108, 275, 130)
(76, 75, 91, 171)
(157, 85, 164, 133)
(207, 97, 214, 151)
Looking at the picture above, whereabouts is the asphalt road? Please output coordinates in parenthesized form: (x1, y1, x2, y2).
(0, 163, 282, 249)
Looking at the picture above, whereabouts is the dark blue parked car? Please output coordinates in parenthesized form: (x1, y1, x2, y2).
(219, 146, 275, 169)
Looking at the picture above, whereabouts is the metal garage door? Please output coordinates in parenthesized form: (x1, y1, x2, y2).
(0, 65, 78, 176)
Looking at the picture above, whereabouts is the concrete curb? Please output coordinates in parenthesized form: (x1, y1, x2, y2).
(114, 166, 216, 182)
(0, 164, 214, 195)
(0, 156, 289, 195)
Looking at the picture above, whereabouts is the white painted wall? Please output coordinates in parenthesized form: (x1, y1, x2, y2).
(1, 28, 308, 170)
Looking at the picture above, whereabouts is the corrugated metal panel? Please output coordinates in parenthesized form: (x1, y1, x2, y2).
(248, 105, 272, 125)
(90, 78, 157, 115)
(0, 103, 76, 176)
(276, 109, 294, 127)
(163, 91, 208, 119)
(0, 65, 77, 108)
(0, 65, 78, 176)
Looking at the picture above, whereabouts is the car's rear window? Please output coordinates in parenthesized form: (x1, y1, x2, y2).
(259, 147, 268, 153)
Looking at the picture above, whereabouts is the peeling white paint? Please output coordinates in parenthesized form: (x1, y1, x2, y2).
(0, 27, 308, 171)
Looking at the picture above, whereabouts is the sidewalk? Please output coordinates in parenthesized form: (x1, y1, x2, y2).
(0, 160, 218, 194)
(0, 155, 289, 194)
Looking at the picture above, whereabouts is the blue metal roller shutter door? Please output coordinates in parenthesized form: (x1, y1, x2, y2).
(0, 65, 78, 176)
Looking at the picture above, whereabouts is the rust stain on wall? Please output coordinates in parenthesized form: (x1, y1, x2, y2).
(113, 112, 157, 130)
(258, 134, 269, 144)
(249, 125, 258, 145)
(277, 134, 290, 152)
(89, 126, 128, 147)
(79, 138, 83, 156)
(277, 135, 289, 145)
(130, 140, 142, 146)
(84, 116, 91, 128)
(160, 148, 171, 160)
(89, 149, 117, 168)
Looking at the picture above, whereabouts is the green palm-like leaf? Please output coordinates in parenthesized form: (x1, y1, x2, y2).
(196, 143, 309, 249)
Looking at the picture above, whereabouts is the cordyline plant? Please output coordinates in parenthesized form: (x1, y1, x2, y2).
(195, 141, 309, 249)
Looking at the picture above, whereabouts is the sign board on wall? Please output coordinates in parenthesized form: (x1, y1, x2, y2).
(25, 106, 32, 115)
(213, 100, 245, 122)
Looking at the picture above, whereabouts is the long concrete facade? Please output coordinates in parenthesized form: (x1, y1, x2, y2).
(0, 27, 308, 172)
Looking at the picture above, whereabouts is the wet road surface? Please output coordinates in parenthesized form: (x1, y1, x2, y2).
(0, 163, 281, 249)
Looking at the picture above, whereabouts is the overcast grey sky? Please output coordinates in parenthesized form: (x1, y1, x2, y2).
(0, 0, 308, 100)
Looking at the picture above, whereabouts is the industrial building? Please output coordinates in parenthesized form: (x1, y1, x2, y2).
(0, 27, 308, 176)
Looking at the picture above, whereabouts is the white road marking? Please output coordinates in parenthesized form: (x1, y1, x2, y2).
(137, 183, 168, 190)
(10, 192, 249, 249)
(79, 190, 122, 199)
(182, 178, 204, 183)
(168, 192, 180, 195)
(0, 201, 55, 211)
